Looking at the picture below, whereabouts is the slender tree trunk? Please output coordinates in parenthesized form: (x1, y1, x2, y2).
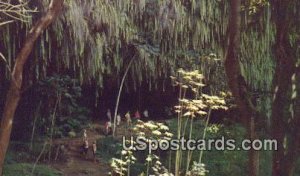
(224, 0, 259, 175)
(113, 57, 135, 137)
(286, 68, 300, 175)
(48, 93, 61, 161)
(270, 1, 297, 176)
(0, 1, 64, 174)
(30, 101, 42, 150)
(31, 141, 48, 175)
(273, 54, 300, 176)
(280, 131, 300, 176)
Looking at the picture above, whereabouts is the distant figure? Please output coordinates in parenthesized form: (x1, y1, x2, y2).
(105, 121, 112, 135)
(83, 139, 89, 159)
(92, 141, 97, 162)
(60, 144, 66, 160)
(143, 109, 149, 119)
(82, 129, 87, 142)
(107, 109, 112, 122)
(117, 114, 122, 126)
(134, 110, 141, 121)
(125, 111, 132, 127)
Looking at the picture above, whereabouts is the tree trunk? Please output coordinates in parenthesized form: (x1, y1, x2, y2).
(224, 0, 259, 175)
(273, 59, 300, 176)
(113, 57, 135, 137)
(270, 1, 297, 176)
(0, 1, 64, 174)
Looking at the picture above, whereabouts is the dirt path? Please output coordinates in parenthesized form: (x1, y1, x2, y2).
(51, 124, 111, 176)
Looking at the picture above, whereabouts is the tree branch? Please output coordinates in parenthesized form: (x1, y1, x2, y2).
(0, 1, 64, 175)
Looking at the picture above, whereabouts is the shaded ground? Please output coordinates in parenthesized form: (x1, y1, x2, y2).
(50, 123, 115, 176)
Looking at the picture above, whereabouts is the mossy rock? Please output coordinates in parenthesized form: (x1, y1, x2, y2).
(68, 131, 76, 138)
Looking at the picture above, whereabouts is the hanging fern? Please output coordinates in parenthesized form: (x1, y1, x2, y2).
(0, 0, 275, 102)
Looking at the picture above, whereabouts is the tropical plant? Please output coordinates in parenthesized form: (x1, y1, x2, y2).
(0, 0, 63, 174)
(171, 69, 229, 176)
(111, 120, 174, 176)
(1, 0, 300, 175)
(33, 75, 90, 138)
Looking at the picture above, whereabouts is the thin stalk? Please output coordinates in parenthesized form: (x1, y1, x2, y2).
(127, 162, 130, 176)
(146, 160, 150, 176)
(31, 141, 48, 175)
(186, 88, 200, 169)
(113, 55, 135, 137)
(185, 117, 194, 173)
(48, 93, 61, 161)
(198, 108, 212, 164)
(168, 150, 172, 172)
(120, 155, 123, 176)
(178, 88, 187, 170)
(175, 84, 183, 176)
(182, 118, 189, 139)
(30, 101, 42, 150)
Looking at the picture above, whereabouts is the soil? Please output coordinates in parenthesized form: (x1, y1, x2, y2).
(50, 123, 113, 176)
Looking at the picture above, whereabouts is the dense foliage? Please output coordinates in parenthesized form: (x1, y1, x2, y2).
(1, 0, 300, 176)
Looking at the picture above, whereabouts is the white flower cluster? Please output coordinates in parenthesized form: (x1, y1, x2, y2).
(172, 69, 230, 119)
(186, 162, 209, 176)
(132, 120, 174, 141)
(111, 149, 137, 176)
(147, 154, 175, 176)
(111, 120, 175, 175)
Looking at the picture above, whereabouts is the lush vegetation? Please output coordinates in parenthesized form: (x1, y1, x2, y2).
(4, 148, 61, 176)
(1, 0, 300, 176)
